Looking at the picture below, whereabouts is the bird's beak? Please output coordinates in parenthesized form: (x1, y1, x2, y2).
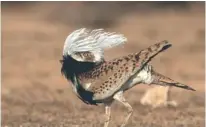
(59, 60, 63, 64)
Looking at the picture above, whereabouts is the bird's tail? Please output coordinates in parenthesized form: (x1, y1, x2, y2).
(135, 40, 172, 67)
(151, 69, 195, 91)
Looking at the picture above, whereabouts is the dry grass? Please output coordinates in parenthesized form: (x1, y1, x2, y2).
(140, 86, 178, 108)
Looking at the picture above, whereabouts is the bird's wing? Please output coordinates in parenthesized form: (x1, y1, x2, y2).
(63, 28, 127, 63)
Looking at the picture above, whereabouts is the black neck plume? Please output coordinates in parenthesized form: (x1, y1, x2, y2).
(60, 55, 97, 80)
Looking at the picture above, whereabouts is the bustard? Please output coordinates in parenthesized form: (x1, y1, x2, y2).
(60, 28, 195, 127)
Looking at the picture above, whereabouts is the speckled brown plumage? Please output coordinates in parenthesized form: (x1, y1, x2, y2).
(151, 68, 195, 91)
(61, 40, 195, 127)
(75, 40, 175, 100)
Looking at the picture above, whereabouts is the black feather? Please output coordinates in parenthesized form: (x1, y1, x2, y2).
(60, 55, 100, 105)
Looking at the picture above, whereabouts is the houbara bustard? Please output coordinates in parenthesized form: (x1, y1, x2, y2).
(60, 28, 195, 127)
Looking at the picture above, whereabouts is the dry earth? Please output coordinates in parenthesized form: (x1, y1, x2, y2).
(1, 2, 205, 127)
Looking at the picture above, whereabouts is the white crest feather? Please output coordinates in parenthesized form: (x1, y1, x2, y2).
(63, 28, 127, 62)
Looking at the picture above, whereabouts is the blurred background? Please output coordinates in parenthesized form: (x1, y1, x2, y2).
(2, 1, 205, 127)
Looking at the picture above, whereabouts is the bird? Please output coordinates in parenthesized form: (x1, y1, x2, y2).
(60, 28, 195, 127)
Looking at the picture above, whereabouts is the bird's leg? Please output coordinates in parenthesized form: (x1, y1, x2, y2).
(113, 91, 133, 127)
(104, 103, 111, 127)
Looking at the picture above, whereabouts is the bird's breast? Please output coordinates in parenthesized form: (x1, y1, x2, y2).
(121, 64, 154, 91)
(137, 65, 153, 84)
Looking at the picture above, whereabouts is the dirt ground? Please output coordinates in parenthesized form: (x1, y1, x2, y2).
(1, 2, 205, 127)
